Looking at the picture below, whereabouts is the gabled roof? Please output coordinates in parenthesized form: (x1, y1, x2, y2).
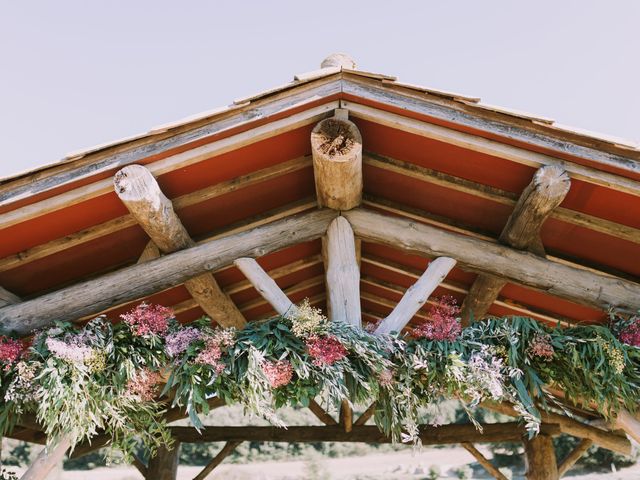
(0, 54, 639, 330)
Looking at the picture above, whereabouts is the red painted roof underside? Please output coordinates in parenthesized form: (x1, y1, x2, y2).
(1, 92, 638, 331)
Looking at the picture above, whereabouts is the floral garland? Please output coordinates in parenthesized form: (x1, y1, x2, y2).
(0, 299, 639, 462)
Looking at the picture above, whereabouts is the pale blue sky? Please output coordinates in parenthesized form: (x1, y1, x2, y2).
(1, 1, 639, 177)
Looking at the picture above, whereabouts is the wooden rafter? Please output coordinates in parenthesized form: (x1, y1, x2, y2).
(374, 257, 456, 335)
(0, 209, 338, 335)
(115, 164, 246, 328)
(0, 100, 338, 230)
(461, 165, 571, 324)
(343, 208, 640, 312)
(170, 422, 561, 444)
(354, 403, 377, 426)
(342, 93, 640, 196)
(325, 216, 361, 327)
(364, 153, 640, 245)
(0, 156, 313, 275)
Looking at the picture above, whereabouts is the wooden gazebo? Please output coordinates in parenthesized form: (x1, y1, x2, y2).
(1, 53, 640, 480)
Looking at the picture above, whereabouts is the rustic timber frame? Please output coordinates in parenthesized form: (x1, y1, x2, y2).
(3, 54, 640, 480)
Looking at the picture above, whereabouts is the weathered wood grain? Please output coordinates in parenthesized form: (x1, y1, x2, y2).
(0, 209, 337, 335)
(343, 208, 640, 312)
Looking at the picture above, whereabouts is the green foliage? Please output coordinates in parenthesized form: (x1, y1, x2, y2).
(0, 301, 639, 469)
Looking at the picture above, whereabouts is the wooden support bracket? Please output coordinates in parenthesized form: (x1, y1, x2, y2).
(193, 441, 242, 480)
(461, 165, 570, 325)
(114, 164, 246, 328)
(375, 256, 456, 335)
(462, 442, 508, 480)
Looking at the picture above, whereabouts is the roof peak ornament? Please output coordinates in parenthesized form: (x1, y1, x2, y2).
(320, 53, 356, 70)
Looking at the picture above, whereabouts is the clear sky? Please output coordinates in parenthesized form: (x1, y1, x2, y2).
(1, 0, 639, 178)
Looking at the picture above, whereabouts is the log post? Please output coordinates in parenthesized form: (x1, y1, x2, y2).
(339, 400, 353, 433)
(114, 165, 246, 329)
(146, 442, 180, 480)
(523, 434, 559, 480)
(311, 112, 363, 210)
(325, 217, 361, 327)
(375, 257, 456, 335)
(461, 166, 570, 325)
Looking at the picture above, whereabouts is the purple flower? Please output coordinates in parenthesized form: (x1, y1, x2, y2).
(165, 327, 202, 357)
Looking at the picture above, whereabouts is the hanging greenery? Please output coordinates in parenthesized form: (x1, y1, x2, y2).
(0, 299, 638, 462)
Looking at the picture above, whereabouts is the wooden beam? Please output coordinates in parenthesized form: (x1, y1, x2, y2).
(0, 287, 19, 307)
(483, 402, 630, 455)
(461, 166, 570, 324)
(311, 113, 363, 210)
(342, 89, 640, 196)
(614, 408, 640, 445)
(361, 255, 574, 327)
(343, 208, 640, 312)
(362, 193, 634, 282)
(0, 209, 337, 335)
(364, 153, 640, 246)
(462, 442, 508, 480)
(146, 442, 180, 480)
(557, 439, 592, 477)
(0, 97, 339, 229)
(193, 441, 241, 480)
(325, 216, 361, 327)
(523, 434, 558, 480)
(115, 164, 246, 328)
(375, 257, 456, 335)
(0, 156, 312, 274)
(234, 258, 297, 316)
(171, 423, 561, 444)
(20, 436, 71, 480)
(70, 398, 226, 460)
(308, 400, 338, 426)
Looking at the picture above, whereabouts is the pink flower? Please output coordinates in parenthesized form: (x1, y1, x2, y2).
(0, 337, 23, 366)
(194, 338, 224, 373)
(413, 296, 462, 341)
(45, 337, 94, 364)
(306, 335, 348, 366)
(619, 319, 640, 347)
(261, 359, 293, 388)
(194, 330, 235, 374)
(121, 303, 172, 337)
(527, 333, 554, 361)
(165, 327, 201, 357)
(125, 368, 162, 402)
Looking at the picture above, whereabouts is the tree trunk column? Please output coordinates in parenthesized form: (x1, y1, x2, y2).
(146, 442, 180, 480)
(524, 434, 558, 480)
